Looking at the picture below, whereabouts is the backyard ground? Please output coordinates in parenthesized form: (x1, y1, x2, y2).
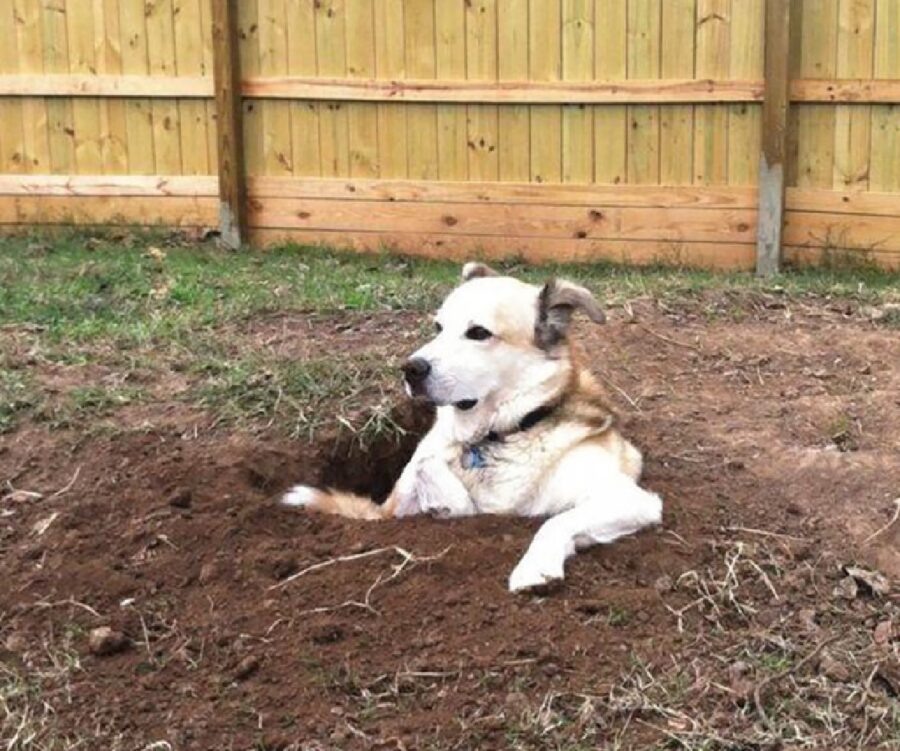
(1, 232, 899, 750)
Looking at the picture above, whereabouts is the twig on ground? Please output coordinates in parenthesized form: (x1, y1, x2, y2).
(51, 466, 81, 499)
(725, 525, 809, 542)
(269, 546, 408, 591)
(863, 498, 900, 544)
(638, 324, 701, 352)
(594, 371, 642, 412)
(298, 545, 453, 616)
(32, 597, 103, 619)
(753, 635, 841, 734)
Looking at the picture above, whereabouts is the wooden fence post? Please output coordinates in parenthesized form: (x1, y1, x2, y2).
(212, 0, 246, 249)
(756, 0, 792, 277)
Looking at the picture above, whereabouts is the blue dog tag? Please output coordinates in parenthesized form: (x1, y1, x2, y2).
(462, 445, 487, 470)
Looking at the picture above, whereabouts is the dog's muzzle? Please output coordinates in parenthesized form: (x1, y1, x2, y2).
(401, 357, 431, 395)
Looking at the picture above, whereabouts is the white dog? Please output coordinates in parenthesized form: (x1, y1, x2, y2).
(283, 262, 662, 592)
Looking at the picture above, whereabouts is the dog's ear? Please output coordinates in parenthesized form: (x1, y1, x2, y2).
(534, 278, 606, 349)
(461, 262, 499, 281)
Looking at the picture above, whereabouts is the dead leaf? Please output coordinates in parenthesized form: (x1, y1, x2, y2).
(844, 566, 891, 597)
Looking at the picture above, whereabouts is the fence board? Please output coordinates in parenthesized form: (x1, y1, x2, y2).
(497, 0, 530, 181)
(2, 0, 899, 271)
(660, 0, 696, 185)
(374, 0, 407, 178)
(626, 0, 660, 185)
(434, 1, 467, 180)
(594, 0, 627, 184)
(466, 0, 499, 181)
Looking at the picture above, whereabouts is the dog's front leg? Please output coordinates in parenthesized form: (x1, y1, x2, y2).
(391, 439, 475, 518)
(508, 470, 662, 592)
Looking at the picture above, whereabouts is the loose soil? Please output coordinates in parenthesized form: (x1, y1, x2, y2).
(1, 293, 898, 749)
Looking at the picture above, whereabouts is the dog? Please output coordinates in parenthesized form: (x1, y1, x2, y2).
(283, 262, 662, 592)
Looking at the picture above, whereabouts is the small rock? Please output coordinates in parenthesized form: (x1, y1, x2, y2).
(654, 574, 674, 593)
(845, 566, 891, 597)
(88, 627, 129, 656)
(820, 652, 851, 683)
(797, 608, 819, 632)
(874, 619, 894, 646)
(310, 624, 344, 645)
(199, 561, 219, 584)
(574, 600, 604, 615)
(167, 487, 192, 509)
(833, 575, 859, 600)
(728, 660, 754, 702)
(233, 655, 260, 681)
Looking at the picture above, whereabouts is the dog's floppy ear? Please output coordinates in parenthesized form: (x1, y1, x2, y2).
(534, 278, 606, 349)
(461, 261, 499, 281)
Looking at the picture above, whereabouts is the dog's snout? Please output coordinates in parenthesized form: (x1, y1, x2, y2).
(402, 357, 431, 384)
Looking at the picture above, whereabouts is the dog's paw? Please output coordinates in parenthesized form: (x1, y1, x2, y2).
(508, 556, 565, 594)
(281, 485, 319, 508)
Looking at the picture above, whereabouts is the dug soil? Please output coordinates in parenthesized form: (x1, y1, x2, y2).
(1, 293, 898, 749)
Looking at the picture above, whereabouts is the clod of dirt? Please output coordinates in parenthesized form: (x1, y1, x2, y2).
(574, 600, 604, 616)
(874, 619, 894, 646)
(833, 575, 859, 600)
(820, 652, 851, 683)
(88, 627, 129, 657)
(167, 487, 192, 509)
(271, 556, 298, 581)
(728, 661, 754, 703)
(844, 566, 891, 597)
(310, 623, 345, 645)
(233, 655, 260, 681)
(653, 574, 674, 593)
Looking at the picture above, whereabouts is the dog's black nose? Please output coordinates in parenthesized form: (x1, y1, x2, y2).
(402, 357, 431, 384)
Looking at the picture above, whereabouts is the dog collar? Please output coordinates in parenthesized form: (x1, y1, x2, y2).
(462, 402, 559, 470)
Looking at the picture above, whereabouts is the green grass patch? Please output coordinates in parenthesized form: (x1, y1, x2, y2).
(193, 352, 398, 441)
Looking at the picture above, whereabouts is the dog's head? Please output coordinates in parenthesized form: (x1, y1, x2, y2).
(402, 262, 606, 432)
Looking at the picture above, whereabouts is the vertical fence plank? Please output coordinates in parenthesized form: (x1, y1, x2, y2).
(498, 0, 530, 181)
(65, 1, 104, 173)
(345, 0, 378, 177)
(660, 0, 696, 185)
(97, 0, 129, 174)
(146, 0, 182, 174)
(435, 0, 467, 180)
(870, 0, 900, 192)
(594, 0, 627, 184)
(238, 0, 264, 176)
(212, 0, 247, 248)
(694, 0, 730, 185)
(119, 0, 155, 175)
(176, 0, 212, 175)
(0, 0, 25, 175)
(797, 0, 839, 187)
(316, 0, 350, 177)
(529, 0, 562, 183)
(375, 0, 407, 178)
(728, 0, 763, 185)
(562, 0, 595, 183)
(833, 0, 874, 191)
(466, 0, 499, 181)
(404, 0, 438, 179)
(627, 0, 661, 185)
(756, 0, 792, 277)
(285, 0, 320, 177)
(13, 0, 50, 173)
(258, 0, 293, 176)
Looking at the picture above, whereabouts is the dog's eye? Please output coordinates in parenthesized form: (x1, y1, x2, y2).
(434, 321, 443, 334)
(465, 325, 492, 341)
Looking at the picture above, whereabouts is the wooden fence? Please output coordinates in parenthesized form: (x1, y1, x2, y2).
(0, 0, 899, 271)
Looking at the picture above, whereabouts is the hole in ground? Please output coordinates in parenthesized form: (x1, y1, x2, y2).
(318, 399, 435, 503)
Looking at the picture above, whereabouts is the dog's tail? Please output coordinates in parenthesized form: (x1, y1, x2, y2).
(281, 485, 391, 521)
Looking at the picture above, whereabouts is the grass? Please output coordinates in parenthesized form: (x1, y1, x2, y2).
(1, 228, 899, 438)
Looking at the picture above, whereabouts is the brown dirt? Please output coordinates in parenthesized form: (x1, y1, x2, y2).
(1, 295, 898, 749)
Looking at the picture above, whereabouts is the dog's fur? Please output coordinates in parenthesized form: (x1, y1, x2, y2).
(283, 262, 662, 591)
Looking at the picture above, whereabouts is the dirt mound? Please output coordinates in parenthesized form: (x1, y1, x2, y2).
(1, 297, 898, 749)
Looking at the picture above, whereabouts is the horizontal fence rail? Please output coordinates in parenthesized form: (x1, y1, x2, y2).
(0, 0, 898, 271)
